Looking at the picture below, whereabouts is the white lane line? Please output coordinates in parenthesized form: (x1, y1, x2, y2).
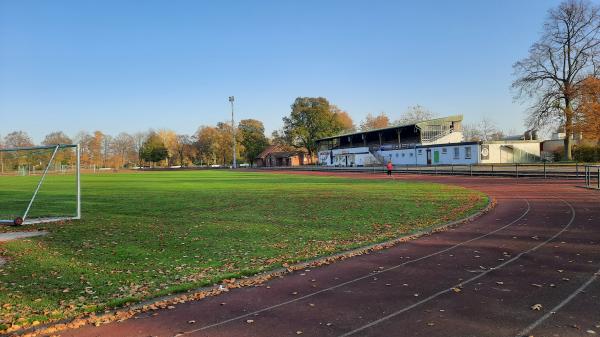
(183, 200, 531, 335)
(515, 269, 600, 336)
(338, 199, 575, 337)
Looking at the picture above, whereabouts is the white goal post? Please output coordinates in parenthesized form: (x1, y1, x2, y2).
(0, 144, 81, 226)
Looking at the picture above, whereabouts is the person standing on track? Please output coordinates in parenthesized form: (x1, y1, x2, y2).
(386, 161, 393, 176)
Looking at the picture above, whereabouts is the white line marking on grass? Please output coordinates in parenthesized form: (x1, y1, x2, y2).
(337, 199, 575, 337)
(515, 270, 600, 336)
(183, 200, 531, 335)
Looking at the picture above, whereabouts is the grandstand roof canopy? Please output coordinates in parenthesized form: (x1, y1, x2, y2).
(317, 115, 463, 141)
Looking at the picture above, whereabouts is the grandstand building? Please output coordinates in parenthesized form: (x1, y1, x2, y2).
(316, 115, 541, 166)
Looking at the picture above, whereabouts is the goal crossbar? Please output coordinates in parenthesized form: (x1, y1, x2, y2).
(0, 143, 81, 225)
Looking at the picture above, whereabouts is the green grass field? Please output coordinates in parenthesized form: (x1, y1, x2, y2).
(0, 170, 486, 331)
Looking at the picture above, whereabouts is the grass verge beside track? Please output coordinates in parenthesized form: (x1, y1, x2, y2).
(0, 170, 486, 332)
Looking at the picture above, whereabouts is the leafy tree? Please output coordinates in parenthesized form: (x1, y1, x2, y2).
(360, 112, 389, 131)
(330, 105, 355, 132)
(282, 97, 344, 160)
(513, 0, 600, 160)
(195, 126, 220, 165)
(140, 132, 168, 166)
(238, 119, 269, 166)
(157, 129, 180, 166)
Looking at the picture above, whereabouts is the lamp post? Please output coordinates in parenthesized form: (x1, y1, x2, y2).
(229, 96, 237, 169)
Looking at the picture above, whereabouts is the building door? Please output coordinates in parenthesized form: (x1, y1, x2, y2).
(434, 150, 440, 164)
(426, 149, 432, 165)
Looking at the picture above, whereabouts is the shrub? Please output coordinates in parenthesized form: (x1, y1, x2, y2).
(573, 145, 600, 162)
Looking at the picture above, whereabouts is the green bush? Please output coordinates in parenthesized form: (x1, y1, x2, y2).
(573, 145, 600, 162)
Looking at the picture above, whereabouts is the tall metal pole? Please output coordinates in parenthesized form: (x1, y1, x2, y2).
(76, 143, 81, 219)
(229, 96, 237, 169)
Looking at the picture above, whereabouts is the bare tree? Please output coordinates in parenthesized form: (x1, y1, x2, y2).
(111, 132, 136, 168)
(394, 105, 437, 125)
(175, 134, 194, 166)
(462, 118, 504, 141)
(132, 131, 148, 167)
(512, 0, 600, 160)
(3, 131, 34, 148)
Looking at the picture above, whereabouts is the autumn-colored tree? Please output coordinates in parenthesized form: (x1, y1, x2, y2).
(238, 119, 269, 166)
(157, 129, 179, 166)
(330, 105, 355, 132)
(195, 126, 220, 165)
(513, 0, 600, 160)
(576, 76, 600, 143)
(215, 122, 244, 165)
(360, 112, 389, 131)
(89, 131, 105, 168)
(282, 97, 344, 160)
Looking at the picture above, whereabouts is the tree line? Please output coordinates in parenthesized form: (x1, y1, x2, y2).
(2, 98, 470, 168)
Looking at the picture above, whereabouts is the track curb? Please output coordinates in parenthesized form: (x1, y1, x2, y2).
(10, 195, 495, 337)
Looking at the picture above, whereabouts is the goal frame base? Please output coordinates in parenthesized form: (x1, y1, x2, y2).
(0, 216, 80, 226)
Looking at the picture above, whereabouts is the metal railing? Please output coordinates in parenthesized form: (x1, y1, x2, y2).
(263, 163, 597, 180)
(584, 165, 600, 189)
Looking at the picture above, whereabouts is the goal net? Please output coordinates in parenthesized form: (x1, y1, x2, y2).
(0, 144, 81, 226)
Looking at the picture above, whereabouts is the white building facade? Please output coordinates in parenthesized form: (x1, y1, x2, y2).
(317, 116, 541, 167)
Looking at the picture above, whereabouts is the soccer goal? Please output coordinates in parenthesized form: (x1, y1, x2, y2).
(0, 144, 81, 226)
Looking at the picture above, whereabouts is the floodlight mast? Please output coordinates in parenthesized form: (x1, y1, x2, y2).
(229, 96, 237, 169)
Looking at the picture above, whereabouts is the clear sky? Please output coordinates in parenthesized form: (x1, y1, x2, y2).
(0, 0, 562, 142)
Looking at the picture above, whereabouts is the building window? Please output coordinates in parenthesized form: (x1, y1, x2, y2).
(410, 153, 414, 157)
(442, 148, 447, 154)
(453, 147, 460, 159)
(402, 153, 405, 157)
(418, 149, 423, 155)
(465, 146, 472, 159)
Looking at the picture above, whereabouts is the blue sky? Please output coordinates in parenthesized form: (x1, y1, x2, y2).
(0, 0, 561, 142)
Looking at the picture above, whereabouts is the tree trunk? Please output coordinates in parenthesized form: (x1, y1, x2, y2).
(564, 101, 574, 161)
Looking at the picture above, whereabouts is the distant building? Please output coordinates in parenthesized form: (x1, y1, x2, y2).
(316, 115, 541, 166)
(541, 131, 583, 154)
(255, 145, 315, 167)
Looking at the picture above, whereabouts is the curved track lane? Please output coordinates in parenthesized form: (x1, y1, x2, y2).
(57, 173, 600, 337)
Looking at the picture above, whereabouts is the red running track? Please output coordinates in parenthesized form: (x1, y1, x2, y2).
(58, 172, 600, 337)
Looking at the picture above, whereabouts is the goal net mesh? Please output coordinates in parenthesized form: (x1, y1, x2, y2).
(0, 144, 80, 225)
